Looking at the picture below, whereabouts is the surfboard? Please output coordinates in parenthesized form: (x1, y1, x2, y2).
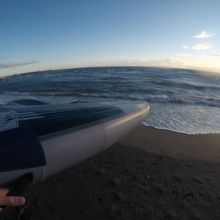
(0, 99, 149, 186)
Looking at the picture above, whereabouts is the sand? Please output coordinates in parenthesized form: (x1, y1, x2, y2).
(18, 126, 220, 219)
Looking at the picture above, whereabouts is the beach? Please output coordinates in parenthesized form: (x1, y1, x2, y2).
(21, 126, 220, 220)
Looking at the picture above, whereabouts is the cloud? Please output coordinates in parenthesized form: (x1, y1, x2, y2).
(192, 43, 212, 50)
(141, 57, 190, 69)
(175, 53, 192, 57)
(193, 31, 215, 39)
(0, 60, 39, 69)
(64, 35, 73, 39)
(207, 53, 220, 57)
(182, 44, 189, 49)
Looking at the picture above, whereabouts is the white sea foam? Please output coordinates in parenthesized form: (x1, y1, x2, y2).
(143, 103, 220, 134)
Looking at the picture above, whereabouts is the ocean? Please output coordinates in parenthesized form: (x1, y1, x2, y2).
(0, 67, 220, 134)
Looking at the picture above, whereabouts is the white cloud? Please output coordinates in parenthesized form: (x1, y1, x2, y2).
(182, 44, 189, 49)
(192, 43, 212, 50)
(64, 35, 73, 39)
(193, 31, 215, 39)
(207, 53, 220, 57)
(141, 57, 191, 69)
(176, 53, 191, 57)
(0, 60, 39, 69)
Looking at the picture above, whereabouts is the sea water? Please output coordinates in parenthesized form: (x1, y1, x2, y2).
(0, 67, 220, 134)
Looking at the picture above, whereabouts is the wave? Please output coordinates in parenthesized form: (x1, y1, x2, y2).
(150, 80, 220, 92)
(4, 90, 219, 108)
(69, 92, 220, 108)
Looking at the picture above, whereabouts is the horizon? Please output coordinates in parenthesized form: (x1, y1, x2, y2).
(2, 65, 220, 79)
(1, 0, 220, 76)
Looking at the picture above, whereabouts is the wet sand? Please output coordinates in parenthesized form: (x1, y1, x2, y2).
(21, 126, 220, 220)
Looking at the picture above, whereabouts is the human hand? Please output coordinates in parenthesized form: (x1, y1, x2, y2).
(0, 188, 25, 212)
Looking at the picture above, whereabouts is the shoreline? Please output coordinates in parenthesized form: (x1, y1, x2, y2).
(142, 124, 220, 136)
(121, 125, 220, 161)
(22, 125, 220, 219)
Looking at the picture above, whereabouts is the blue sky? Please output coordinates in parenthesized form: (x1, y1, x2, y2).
(0, 0, 220, 76)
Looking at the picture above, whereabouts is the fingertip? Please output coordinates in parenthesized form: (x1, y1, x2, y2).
(9, 196, 26, 206)
(19, 197, 26, 205)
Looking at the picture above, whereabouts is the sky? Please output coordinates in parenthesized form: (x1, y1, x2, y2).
(0, 0, 220, 76)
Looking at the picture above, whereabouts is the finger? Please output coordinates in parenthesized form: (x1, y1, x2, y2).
(0, 196, 25, 207)
(0, 189, 9, 197)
